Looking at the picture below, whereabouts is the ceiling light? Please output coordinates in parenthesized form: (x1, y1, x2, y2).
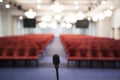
(60, 22, 72, 28)
(87, 17, 91, 21)
(5, 4, 10, 8)
(104, 9, 112, 17)
(92, 18, 98, 22)
(75, 5, 79, 10)
(41, 15, 52, 22)
(98, 13, 105, 20)
(39, 22, 48, 28)
(19, 16, 23, 20)
(49, 21, 58, 29)
(24, 9, 36, 19)
(101, 0, 107, 5)
(0, 0, 3, 2)
(37, 5, 41, 9)
(91, 16, 98, 22)
(54, 14, 62, 21)
(64, 13, 77, 23)
(37, 0, 41, 3)
(66, 23, 72, 29)
(74, 1, 78, 5)
(110, 6, 114, 10)
(50, 1, 64, 13)
(76, 12, 86, 20)
(60, 22, 66, 28)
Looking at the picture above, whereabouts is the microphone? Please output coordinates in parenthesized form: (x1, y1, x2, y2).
(53, 54, 60, 68)
(53, 54, 60, 80)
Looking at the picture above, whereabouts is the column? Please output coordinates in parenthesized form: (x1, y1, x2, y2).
(114, 27, 119, 40)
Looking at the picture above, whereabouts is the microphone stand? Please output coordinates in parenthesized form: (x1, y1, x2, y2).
(55, 65, 59, 80)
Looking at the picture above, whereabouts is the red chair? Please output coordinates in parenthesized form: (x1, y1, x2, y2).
(0, 48, 3, 56)
(27, 48, 39, 60)
(111, 49, 120, 60)
(78, 48, 89, 60)
(15, 48, 28, 59)
(5, 48, 17, 59)
(67, 48, 78, 60)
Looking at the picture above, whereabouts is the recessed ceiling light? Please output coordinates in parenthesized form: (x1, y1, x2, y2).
(104, 9, 112, 17)
(24, 9, 36, 19)
(19, 16, 23, 20)
(101, 0, 107, 5)
(87, 17, 91, 21)
(98, 13, 105, 20)
(74, 1, 78, 5)
(39, 22, 48, 29)
(110, 6, 114, 10)
(54, 14, 62, 21)
(5, 4, 10, 8)
(50, 1, 64, 13)
(41, 15, 52, 22)
(75, 6, 79, 9)
(37, 0, 41, 3)
(0, 0, 3, 2)
(37, 5, 41, 9)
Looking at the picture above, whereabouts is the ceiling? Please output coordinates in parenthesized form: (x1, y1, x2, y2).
(0, 0, 120, 22)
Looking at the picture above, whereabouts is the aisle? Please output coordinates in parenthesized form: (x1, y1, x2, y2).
(43, 37, 66, 57)
(39, 37, 67, 67)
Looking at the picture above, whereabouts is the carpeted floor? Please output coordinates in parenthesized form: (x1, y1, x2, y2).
(0, 37, 120, 80)
(0, 68, 120, 80)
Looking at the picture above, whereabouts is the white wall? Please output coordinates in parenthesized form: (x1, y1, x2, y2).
(96, 17, 113, 38)
(95, 6, 120, 39)
(113, 9, 120, 28)
(112, 8, 120, 39)
(87, 21, 96, 36)
(0, 10, 3, 37)
(0, 8, 97, 36)
(0, 11, 112, 38)
(2, 10, 12, 36)
(0, 10, 13, 36)
(14, 20, 91, 36)
(1, 10, 112, 37)
(11, 19, 98, 36)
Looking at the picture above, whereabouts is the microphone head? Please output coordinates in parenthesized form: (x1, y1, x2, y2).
(53, 54, 60, 66)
